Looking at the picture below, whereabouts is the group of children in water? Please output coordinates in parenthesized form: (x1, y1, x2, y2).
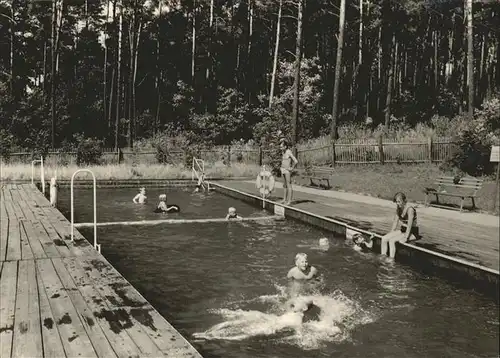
(132, 185, 244, 220)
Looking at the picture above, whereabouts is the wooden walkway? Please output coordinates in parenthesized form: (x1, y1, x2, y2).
(220, 181, 500, 272)
(0, 184, 202, 358)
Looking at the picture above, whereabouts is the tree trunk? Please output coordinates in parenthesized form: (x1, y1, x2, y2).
(205, 0, 214, 82)
(191, 0, 196, 82)
(103, 0, 109, 132)
(331, 0, 346, 141)
(466, 0, 474, 117)
(291, 0, 304, 152)
(127, 7, 136, 149)
(51, 0, 57, 148)
(434, 29, 439, 90)
(268, 0, 282, 108)
(9, 3, 14, 96)
(132, 22, 141, 144)
(115, 0, 122, 151)
(384, 34, 395, 131)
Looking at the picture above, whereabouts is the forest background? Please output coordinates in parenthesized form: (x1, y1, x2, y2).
(0, 0, 499, 179)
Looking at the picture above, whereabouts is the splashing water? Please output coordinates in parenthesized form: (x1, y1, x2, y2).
(193, 286, 375, 350)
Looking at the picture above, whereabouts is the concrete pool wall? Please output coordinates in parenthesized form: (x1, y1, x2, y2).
(210, 182, 500, 300)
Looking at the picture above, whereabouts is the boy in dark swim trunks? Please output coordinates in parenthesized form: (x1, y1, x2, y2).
(352, 233, 374, 252)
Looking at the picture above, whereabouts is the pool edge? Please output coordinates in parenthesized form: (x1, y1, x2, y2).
(210, 181, 500, 301)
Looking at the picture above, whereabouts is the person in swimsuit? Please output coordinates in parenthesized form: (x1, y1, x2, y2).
(287, 253, 318, 281)
(225, 207, 242, 220)
(352, 233, 374, 253)
(132, 187, 147, 204)
(154, 194, 180, 213)
(380, 192, 420, 259)
(194, 172, 206, 192)
(279, 140, 298, 205)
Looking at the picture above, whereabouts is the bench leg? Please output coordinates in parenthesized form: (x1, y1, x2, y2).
(471, 197, 476, 210)
(435, 195, 439, 205)
(459, 197, 464, 212)
(424, 193, 428, 206)
(326, 179, 331, 189)
(309, 178, 314, 187)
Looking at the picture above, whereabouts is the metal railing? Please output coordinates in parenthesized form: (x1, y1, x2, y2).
(31, 156, 45, 195)
(192, 157, 210, 190)
(70, 169, 100, 253)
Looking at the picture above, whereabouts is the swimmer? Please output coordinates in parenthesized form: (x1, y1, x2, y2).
(225, 207, 242, 220)
(154, 194, 180, 213)
(318, 237, 330, 251)
(132, 187, 147, 204)
(352, 233, 374, 252)
(287, 253, 318, 281)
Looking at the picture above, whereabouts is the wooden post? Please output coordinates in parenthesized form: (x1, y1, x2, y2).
(331, 140, 336, 166)
(258, 146, 263, 166)
(427, 136, 433, 162)
(227, 145, 231, 166)
(378, 136, 385, 164)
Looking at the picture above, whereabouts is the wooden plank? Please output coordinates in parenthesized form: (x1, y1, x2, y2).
(17, 198, 36, 222)
(20, 220, 47, 259)
(51, 258, 120, 357)
(36, 259, 98, 358)
(62, 258, 171, 356)
(4, 201, 17, 221)
(39, 206, 98, 258)
(51, 258, 135, 358)
(6, 220, 21, 261)
(0, 219, 7, 261)
(36, 267, 67, 358)
(18, 221, 35, 261)
(0, 261, 17, 358)
(32, 220, 62, 258)
(12, 259, 42, 358)
(40, 220, 73, 258)
(18, 187, 46, 220)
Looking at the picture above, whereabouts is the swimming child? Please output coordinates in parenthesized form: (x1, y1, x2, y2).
(225, 207, 242, 220)
(154, 194, 180, 213)
(287, 253, 318, 281)
(352, 233, 374, 252)
(132, 187, 147, 204)
(318, 237, 330, 251)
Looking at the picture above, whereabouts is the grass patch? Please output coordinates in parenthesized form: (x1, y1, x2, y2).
(0, 162, 260, 181)
(294, 163, 499, 215)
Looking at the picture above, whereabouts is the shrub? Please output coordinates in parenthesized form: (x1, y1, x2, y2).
(0, 129, 13, 163)
(76, 137, 103, 166)
(443, 98, 500, 176)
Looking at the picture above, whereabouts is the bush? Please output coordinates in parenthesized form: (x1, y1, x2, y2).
(0, 129, 13, 163)
(443, 98, 500, 176)
(76, 137, 103, 166)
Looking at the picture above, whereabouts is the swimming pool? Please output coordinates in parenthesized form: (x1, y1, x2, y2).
(58, 188, 500, 358)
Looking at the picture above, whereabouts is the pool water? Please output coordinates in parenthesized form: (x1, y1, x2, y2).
(57, 188, 500, 358)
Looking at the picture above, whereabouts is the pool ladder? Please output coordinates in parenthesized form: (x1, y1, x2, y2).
(192, 157, 210, 191)
(70, 169, 101, 253)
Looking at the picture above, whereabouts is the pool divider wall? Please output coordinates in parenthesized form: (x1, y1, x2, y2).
(211, 182, 500, 301)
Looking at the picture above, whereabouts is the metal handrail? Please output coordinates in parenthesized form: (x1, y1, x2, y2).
(192, 158, 209, 190)
(31, 156, 45, 195)
(70, 169, 100, 253)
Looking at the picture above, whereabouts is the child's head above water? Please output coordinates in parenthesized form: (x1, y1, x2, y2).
(139, 187, 146, 194)
(294, 253, 309, 270)
(228, 207, 236, 215)
(159, 194, 167, 201)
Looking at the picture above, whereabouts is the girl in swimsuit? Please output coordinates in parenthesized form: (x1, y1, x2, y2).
(279, 140, 298, 205)
(154, 194, 180, 213)
(380, 192, 420, 259)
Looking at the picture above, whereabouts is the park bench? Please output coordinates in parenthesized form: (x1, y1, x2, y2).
(298, 166, 334, 189)
(423, 176, 483, 212)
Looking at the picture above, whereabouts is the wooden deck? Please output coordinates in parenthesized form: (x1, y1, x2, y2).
(0, 184, 202, 358)
(220, 181, 500, 272)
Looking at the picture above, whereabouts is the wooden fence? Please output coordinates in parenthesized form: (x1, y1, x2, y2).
(2, 137, 455, 166)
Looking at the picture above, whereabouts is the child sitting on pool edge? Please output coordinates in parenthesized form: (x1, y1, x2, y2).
(154, 194, 180, 213)
(225, 207, 242, 220)
(132, 187, 147, 204)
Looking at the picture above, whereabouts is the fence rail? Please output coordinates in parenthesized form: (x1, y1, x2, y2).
(1, 137, 456, 166)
